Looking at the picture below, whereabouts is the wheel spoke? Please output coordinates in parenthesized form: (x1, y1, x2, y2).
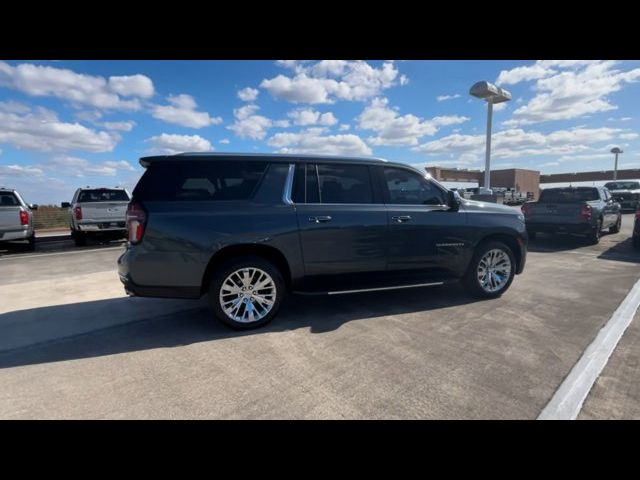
(219, 267, 277, 323)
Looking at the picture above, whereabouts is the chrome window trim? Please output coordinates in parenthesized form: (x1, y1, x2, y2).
(282, 163, 296, 205)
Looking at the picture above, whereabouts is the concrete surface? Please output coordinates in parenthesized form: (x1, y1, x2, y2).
(0, 214, 639, 419)
(579, 308, 640, 420)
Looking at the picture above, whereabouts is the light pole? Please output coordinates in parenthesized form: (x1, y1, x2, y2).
(610, 147, 623, 180)
(470, 81, 511, 193)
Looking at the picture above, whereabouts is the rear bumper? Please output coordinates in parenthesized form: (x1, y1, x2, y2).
(526, 222, 593, 235)
(77, 221, 126, 233)
(117, 250, 200, 299)
(0, 227, 33, 241)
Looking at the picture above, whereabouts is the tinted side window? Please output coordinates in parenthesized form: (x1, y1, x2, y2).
(78, 190, 130, 202)
(316, 164, 373, 204)
(133, 160, 268, 201)
(383, 167, 445, 205)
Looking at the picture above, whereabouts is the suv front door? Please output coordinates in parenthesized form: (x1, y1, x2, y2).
(378, 166, 467, 277)
(293, 162, 387, 280)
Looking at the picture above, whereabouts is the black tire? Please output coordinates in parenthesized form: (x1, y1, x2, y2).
(73, 230, 87, 247)
(609, 215, 622, 234)
(588, 218, 602, 245)
(208, 255, 285, 330)
(26, 234, 36, 251)
(463, 240, 517, 299)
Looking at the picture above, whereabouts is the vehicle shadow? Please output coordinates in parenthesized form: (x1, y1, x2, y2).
(0, 283, 478, 369)
(526, 233, 595, 253)
(598, 237, 640, 264)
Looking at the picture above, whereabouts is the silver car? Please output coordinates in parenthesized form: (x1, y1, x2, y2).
(0, 188, 37, 251)
(62, 187, 131, 246)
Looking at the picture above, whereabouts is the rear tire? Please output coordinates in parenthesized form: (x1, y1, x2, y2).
(463, 240, 516, 299)
(26, 234, 36, 251)
(208, 256, 285, 330)
(609, 215, 622, 234)
(588, 218, 602, 245)
(73, 230, 87, 247)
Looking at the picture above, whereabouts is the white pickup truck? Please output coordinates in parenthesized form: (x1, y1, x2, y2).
(63, 187, 131, 246)
(0, 188, 37, 250)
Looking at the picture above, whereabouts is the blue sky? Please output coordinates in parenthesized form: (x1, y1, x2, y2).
(1, 59, 639, 204)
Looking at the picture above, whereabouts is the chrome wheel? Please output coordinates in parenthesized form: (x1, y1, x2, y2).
(477, 248, 512, 293)
(219, 267, 276, 323)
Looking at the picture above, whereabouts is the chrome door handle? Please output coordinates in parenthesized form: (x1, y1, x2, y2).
(392, 215, 412, 223)
(308, 215, 332, 223)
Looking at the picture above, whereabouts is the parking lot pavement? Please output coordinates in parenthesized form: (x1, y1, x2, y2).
(0, 214, 639, 419)
(578, 307, 640, 420)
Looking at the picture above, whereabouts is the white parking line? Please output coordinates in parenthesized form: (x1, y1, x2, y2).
(0, 246, 124, 261)
(538, 277, 640, 420)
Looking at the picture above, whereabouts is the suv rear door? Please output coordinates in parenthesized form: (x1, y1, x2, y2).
(293, 162, 387, 277)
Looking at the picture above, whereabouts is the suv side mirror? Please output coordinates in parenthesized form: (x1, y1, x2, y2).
(29, 203, 38, 210)
(61, 202, 71, 209)
(447, 190, 461, 211)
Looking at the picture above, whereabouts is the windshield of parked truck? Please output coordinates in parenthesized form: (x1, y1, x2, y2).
(604, 181, 640, 190)
(539, 188, 600, 203)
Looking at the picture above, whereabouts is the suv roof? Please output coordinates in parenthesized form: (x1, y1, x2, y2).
(139, 152, 393, 168)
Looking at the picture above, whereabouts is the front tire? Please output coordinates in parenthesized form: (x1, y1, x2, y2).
(208, 256, 285, 330)
(463, 240, 516, 299)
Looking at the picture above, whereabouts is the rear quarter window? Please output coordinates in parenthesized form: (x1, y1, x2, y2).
(0, 192, 19, 206)
(133, 160, 269, 202)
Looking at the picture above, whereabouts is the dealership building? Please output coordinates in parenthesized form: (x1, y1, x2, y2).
(426, 166, 640, 200)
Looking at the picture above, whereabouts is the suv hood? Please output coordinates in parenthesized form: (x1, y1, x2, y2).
(461, 199, 521, 215)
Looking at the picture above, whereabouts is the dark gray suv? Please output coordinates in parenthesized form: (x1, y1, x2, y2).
(118, 153, 528, 329)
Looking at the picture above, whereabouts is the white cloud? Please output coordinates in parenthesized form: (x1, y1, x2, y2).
(0, 61, 153, 110)
(261, 60, 402, 104)
(237, 87, 259, 102)
(339, 124, 350, 131)
(227, 104, 289, 140)
(619, 133, 639, 140)
(151, 94, 222, 128)
(287, 108, 338, 126)
(267, 128, 372, 156)
(108, 75, 154, 98)
(357, 97, 469, 146)
(496, 60, 598, 85)
(219, 138, 230, 144)
(415, 126, 625, 160)
(44, 156, 134, 177)
(436, 94, 460, 102)
(102, 120, 136, 132)
(500, 61, 640, 126)
(0, 102, 118, 152)
(145, 133, 213, 155)
(0, 164, 44, 176)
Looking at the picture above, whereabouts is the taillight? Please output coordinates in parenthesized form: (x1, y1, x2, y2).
(74, 206, 83, 220)
(126, 201, 147, 244)
(19, 210, 29, 225)
(580, 204, 592, 221)
(636, 208, 640, 220)
(521, 203, 530, 217)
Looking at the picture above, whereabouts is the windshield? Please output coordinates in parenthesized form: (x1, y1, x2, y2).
(77, 189, 130, 202)
(539, 188, 600, 203)
(604, 181, 640, 190)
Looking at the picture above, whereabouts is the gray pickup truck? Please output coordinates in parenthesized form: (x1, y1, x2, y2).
(603, 180, 640, 212)
(522, 186, 621, 244)
(0, 188, 37, 250)
(62, 187, 131, 246)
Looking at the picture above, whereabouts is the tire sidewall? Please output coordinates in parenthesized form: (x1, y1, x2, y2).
(465, 241, 516, 298)
(208, 256, 285, 330)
